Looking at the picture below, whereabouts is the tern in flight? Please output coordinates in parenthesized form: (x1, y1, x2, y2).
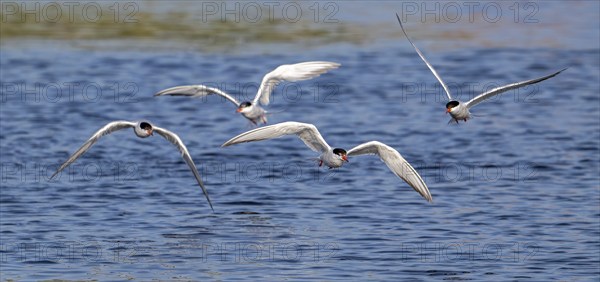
(395, 14, 566, 123)
(50, 120, 214, 211)
(155, 61, 341, 125)
(222, 121, 432, 202)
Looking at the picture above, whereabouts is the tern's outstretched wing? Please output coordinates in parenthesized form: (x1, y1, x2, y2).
(155, 85, 240, 107)
(254, 61, 340, 105)
(348, 141, 432, 202)
(396, 14, 452, 101)
(222, 121, 331, 154)
(50, 121, 136, 179)
(153, 126, 214, 212)
(465, 68, 567, 109)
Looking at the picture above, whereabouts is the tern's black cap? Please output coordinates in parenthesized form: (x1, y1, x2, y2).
(140, 122, 152, 130)
(446, 101, 460, 109)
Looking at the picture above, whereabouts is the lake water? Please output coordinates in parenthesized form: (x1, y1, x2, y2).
(1, 1, 599, 281)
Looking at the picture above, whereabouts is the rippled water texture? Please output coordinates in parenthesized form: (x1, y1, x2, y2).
(1, 1, 599, 281)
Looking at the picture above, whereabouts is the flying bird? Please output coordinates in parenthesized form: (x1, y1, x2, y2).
(50, 120, 214, 211)
(222, 121, 432, 202)
(155, 61, 341, 125)
(395, 14, 566, 123)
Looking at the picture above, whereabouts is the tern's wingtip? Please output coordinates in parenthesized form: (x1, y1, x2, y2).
(49, 172, 59, 181)
(423, 194, 433, 203)
(205, 196, 215, 212)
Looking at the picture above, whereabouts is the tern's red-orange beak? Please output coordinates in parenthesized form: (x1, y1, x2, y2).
(147, 129, 153, 136)
(236, 108, 242, 113)
(446, 108, 451, 113)
(342, 155, 349, 162)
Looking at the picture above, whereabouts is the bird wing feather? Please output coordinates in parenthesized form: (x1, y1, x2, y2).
(155, 85, 240, 106)
(348, 141, 432, 202)
(50, 121, 136, 179)
(222, 121, 331, 153)
(154, 126, 214, 211)
(254, 61, 340, 105)
(465, 68, 567, 109)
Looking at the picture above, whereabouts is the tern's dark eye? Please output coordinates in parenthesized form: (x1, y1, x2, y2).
(140, 122, 152, 130)
(446, 101, 459, 109)
(333, 148, 347, 156)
